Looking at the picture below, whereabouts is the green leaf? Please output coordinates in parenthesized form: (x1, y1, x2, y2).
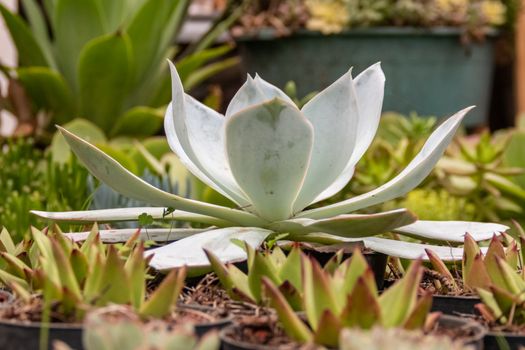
(0, 228, 16, 255)
(312, 310, 343, 348)
(261, 277, 312, 343)
(51, 240, 82, 300)
(176, 45, 233, 83)
(77, 32, 132, 133)
(124, 244, 147, 309)
(425, 248, 458, 292)
(17, 67, 74, 124)
(183, 57, 240, 91)
(0, 3, 48, 66)
(139, 268, 185, 318)
(53, 0, 106, 87)
(340, 274, 381, 329)
(70, 249, 89, 285)
(403, 292, 433, 330)
(20, 0, 55, 68)
(110, 106, 164, 137)
(278, 246, 302, 290)
(97, 245, 131, 305)
(246, 244, 281, 303)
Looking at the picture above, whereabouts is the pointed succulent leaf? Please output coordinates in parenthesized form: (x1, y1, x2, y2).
(490, 285, 519, 316)
(96, 245, 131, 306)
(246, 244, 281, 303)
(225, 98, 314, 221)
(0, 252, 31, 279)
(293, 69, 359, 212)
(278, 246, 302, 290)
(146, 227, 272, 271)
(261, 277, 313, 343)
(139, 267, 186, 318)
(425, 249, 458, 292)
(463, 252, 491, 291)
(494, 257, 525, 297)
(403, 292, 434, 330)
(277, 280, 303, 311)
(31, 207, 231, 227)
(70, 249, 89, 285)
(83, 253, 104, 303)
(313, 309, 343, 348)
(299, 106, 474, 219)
(0, 269, 29, 290)
(393, 221, 508, 242)
(302, 255, 339, 330)
(340, 275, 381, 329)
(56, 126, 265, 227)
(0, 228, 16, 255)
(476, 288, 503, 321)
(124, 244, 147, 310)
(379, 260, 423, 327)
(51, 240, 82, 300)
(341, 250, 377, 297)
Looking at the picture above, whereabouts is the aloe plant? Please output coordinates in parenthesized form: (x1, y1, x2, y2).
(33, 63, 507, 271)
(0, 0, 239, 136)
(262, 252, 433, 347)
(425, 233, 520, 294)
(0, 225, 185, 320)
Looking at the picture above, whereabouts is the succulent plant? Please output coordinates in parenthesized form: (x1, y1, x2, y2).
(339, 327, 474, 350)
(33, 63, 507, 272)
(0, 225, 185, 320)
(54, 306, 220, 350)
(425, 233, 520, 294)
(262, 252, 433, 347)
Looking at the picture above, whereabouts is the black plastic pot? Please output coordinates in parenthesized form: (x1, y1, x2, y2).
(438, 314, 486, 350)
(484, 331, 525, 350)
(179, 304, 232, 337)
(0, 304, 231, 350)
(430, 295, 480, 315)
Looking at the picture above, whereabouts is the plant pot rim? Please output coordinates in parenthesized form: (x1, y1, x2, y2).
(486, 330, 525, 338)
(432, 294, 480, 300)
(235, 26, 499, 41)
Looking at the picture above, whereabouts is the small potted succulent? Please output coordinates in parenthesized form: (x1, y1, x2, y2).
(220, 252, 486, 349)
(424, 233, 519, 315)
(231, 0, 519, 126)
(0, 226, 229, 350)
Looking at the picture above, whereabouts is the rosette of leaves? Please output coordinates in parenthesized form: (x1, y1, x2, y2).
(0, 0, 239, 136)
(34, 63, 507, 272)
(425, 233, 520, 295)
(0, 225, 185, 321)
(262, 253, 433, 348)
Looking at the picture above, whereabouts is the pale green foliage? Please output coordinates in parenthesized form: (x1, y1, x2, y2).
(339, 327, 474, 350)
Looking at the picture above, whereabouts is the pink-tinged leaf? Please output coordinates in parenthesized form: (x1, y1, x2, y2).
(312, 310, 343, 348)
(204, 249, 235, 293)
(139, 267, 186, 318)
(262, 277, 312, 343)
(475, 303, 497, 323)
(96, 245, 131, 306)
(378, 259, 423, 327)
(425, 248, 458, 292)
(277, 280, 303, 311)
(50, 240, 82, 301)
(403, 291, 433, 330)
(340, 275, 381, 329)
(341, 249, 376, 298)
(505, 241, 519, 270)
(494, 257, 525, 296)
(124, 244, 147, 310)
(485, 235, 505, 262)
(462, 233, 481, 281)
(477, 288, 504, 321)
(463, 252, 491, 291)
(246, 243, 281, 303)
(490, 285, 518, 317)
(302, 255, 339, 329)
(278, 246, 303, 291)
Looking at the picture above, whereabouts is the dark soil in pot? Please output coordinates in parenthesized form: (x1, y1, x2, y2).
(220, 313, 485, 350)
(0, 296, 231, 350)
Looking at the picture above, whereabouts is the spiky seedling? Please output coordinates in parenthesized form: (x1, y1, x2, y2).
(262, 250, 434, 348)
(205, 244, 306, 309)
(54, 306, 220, 350)
(339, 327, 474, 350)
(0, 225, 185, 321)
(425, 233, 520, 294)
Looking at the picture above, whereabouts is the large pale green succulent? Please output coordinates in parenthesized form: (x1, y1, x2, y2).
(33, 63, 507, 271)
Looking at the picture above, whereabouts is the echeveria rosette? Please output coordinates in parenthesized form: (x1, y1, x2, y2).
(32, 62, 508, 271)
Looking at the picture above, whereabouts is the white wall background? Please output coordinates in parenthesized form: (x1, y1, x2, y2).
(0, 0, 17, 136)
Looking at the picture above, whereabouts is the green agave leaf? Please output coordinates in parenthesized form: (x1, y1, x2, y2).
(299, 106, 473, 219)
(110, 106, 164, 138)
(139, 267, 185, 318)
(20, 0, 55, 68)
(261, 277, 313, 343)
(176, 45, 233, 82)
(53, 0, 106, 87)
(77, 32, 132, 133)
(0, 3, 48, 66)
(97, 0, 125, 32)
(183, 57, 240, 91)
(57, 126, 265, 227)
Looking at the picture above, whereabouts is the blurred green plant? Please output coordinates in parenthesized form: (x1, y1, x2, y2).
(0, 138, 90, 240)
(0, 0, 240, 138)
(0, 225, 186, 321)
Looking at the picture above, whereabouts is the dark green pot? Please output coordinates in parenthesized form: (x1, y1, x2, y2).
(236, 27, 497, 126)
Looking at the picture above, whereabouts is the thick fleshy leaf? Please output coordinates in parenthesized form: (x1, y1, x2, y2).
(299, 106, 474, 219)
(292, 69, 359, 212)
(65, 228, 208, 243)
(225, 99, 314, 221)
(270, 209, 416, 238)
(309, 63, 385, 204)
(340, 276, 381, 329)
(393, 221, 508, 242)
(313, 310, 343, 347)
(164, 64, 250, 207)
(31, 207, 231, 227)
(360, 237, 490, 261)
(145, 227, 272, 271)
(57, 127, 266, 227)
(225, 75, 294, 118)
